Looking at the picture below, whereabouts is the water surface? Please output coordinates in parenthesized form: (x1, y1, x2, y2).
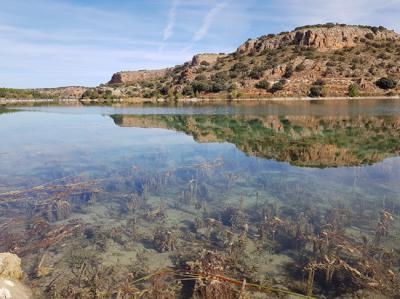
(1, 100, 399, 298)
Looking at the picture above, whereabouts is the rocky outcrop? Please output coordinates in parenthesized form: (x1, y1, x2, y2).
(0, 253, 31, 299)
(191, 53, 226, 66)
(237, 25, 399, 54)
(109, 69, 168, 85)
(37, 86, 88, 99)
(0, 253, 23, 280)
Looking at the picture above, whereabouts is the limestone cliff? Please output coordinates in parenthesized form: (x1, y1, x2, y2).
(237, 25, 399, 54)
(109, 69, 169, 85)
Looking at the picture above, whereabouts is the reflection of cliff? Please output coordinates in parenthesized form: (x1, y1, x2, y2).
(111, 114, 400, 167)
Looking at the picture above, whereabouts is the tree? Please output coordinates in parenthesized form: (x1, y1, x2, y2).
(375, 77, 397, 90)
(191, 81, 210, 93)
(348, 84, 360, 97)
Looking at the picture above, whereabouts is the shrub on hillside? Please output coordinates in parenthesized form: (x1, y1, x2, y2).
(182, 85, 194, 96)
(249, 67, 264, 80)
(283, 65, 294, 78)
(230, 62, 247, 73)
(295, 64, 306, 72)
(365, 33, 374, 40)
(309, 79, 327, 97)
(348, 84, 360, 97)
(195, 74, 207, 81)
(210, 82, 226, 93)
(211, 71, 230, 82)
(191, 80, 210, 93)
(255, 80, 270, 90)
(375, 77, 397, 90)
(270, 80, 286, 93)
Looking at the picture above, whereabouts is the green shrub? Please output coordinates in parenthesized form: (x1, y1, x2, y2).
(365, 33, 374, 40)
(309, 82, 327, 97)
(249, 67, 264, 79)
(283, 65, 294, 78)
(348, 84, 360, 97)
(230, 62, 247, 73)
(210, 82, 226, 93)
(270, 80, 286, 93)
(191, 80, 210, 93)
(211, 71, 229, 82)
(255, 80, 270, 90)
(229, 70, 239, 79)
(375, 77, 397, 90)
(295, 64, 306, 72)
(182, 85, 194, 96)
(194, 74, 207, 81)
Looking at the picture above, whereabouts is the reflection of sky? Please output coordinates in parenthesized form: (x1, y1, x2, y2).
(1, 107, 400, 204)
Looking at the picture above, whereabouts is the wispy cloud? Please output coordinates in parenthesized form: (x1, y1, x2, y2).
(163, 0, 180, 42)
(182, 2, 228, 53)
(194, 2, 227, 41)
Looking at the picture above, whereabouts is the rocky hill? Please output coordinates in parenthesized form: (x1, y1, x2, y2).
(86, 24, 399, 101)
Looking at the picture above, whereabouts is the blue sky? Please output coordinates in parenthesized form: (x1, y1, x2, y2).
(1, 0, 399, 88)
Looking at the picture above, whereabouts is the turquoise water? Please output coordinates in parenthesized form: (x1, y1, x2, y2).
(0, 100, 399, 298)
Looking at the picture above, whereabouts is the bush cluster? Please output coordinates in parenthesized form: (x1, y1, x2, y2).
(309, 79, 327, 97)
(375, 77, 397, 90)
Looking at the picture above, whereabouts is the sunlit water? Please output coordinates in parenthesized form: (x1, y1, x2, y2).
(0, 100, 399, 298)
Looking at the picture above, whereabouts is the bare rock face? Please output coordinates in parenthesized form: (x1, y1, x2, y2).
(191, 53, 226, 66)
(237, 25, 399, 54)
(109, 69, 168, 85)
(0, 279, 31, 299)
(0, 253, 31, 299)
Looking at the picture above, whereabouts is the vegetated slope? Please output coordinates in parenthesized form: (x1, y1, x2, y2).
(90, 24, 400, 100)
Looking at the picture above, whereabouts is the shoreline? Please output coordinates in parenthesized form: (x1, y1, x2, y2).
(1, 95, 399, 106)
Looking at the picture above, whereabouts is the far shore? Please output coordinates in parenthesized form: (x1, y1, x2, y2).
(1, 95, 399, 106)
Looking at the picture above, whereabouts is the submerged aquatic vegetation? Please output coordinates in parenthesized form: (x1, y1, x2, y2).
(1, 103, 400, 298)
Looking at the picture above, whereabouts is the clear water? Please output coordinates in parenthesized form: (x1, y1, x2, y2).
(0, 100, 399, 298)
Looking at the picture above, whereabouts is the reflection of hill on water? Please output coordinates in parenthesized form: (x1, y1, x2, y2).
(111, 114, 400, 167)
(0, 108, 18, 115)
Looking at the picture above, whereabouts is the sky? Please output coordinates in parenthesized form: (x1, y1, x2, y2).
(1, 0, 400, 88)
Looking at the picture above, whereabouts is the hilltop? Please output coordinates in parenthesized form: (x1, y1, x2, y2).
(2, 24, 400, 102)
